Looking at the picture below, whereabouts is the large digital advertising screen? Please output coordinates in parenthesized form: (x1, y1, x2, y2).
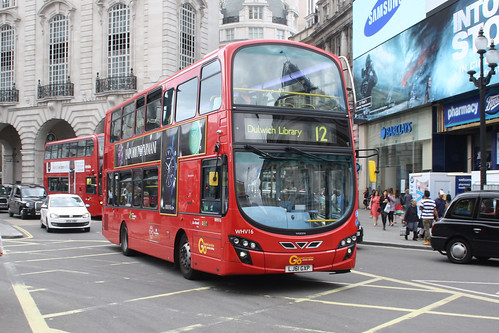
(354, 0, 499, 121)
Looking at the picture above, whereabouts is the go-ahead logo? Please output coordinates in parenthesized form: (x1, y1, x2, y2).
(381, 122, 412, 140)
(364, 0, 402, 37)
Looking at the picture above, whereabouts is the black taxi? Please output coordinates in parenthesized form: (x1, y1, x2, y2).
(431, 191, 499, 264)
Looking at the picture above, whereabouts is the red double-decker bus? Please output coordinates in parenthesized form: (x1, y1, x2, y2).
(102, 40, 358, 279)
(44, 134, 104, 217)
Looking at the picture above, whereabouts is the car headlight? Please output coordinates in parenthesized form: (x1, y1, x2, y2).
(50, 213, 59, 218)
(82, 213, 90, 218)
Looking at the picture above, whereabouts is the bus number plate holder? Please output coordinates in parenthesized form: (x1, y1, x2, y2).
(285, 265, 313, 273)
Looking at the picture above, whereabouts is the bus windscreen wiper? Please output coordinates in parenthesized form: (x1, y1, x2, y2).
(244, 145, 286, 159)
(285, 147, 329, 162)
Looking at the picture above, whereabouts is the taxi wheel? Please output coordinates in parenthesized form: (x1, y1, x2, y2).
(446, 238, 472, 264)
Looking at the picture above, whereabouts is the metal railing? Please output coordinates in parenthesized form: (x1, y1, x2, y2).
(96, 69, 137, 93)
(0, 83, 19, 103)
(38, 77, 74, 99)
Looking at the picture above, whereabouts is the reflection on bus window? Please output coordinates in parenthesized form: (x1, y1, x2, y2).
(200, 60, 222, 114)
(232, 44, 346, 112)
(176, 78, 198, 122)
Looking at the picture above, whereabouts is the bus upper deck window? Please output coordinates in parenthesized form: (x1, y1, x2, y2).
(163, 88, 174, 126)
(176, 77, 198, 122)
(135, 96, 145, 136)
(145, 88, 162, 132)
(200, 60, 222, 114)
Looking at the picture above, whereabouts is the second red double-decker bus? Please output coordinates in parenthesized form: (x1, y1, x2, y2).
(102, 39, 358, 279)
(44, 134, 104, 217)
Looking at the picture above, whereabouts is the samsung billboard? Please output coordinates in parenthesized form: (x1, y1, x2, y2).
(353, 0, 449, 58)
(354, 0, 499, 121)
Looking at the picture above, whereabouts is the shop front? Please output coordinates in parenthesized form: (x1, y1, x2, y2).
(364, 107, 433, 193)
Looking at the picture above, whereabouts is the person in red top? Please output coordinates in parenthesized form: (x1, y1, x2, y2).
(370, 190, 381, 227)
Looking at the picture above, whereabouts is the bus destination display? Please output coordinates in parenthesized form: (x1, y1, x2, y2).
(233, 113, 349, 146)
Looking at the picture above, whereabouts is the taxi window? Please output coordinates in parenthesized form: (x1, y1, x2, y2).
(479, 198, 499, 220)
(450, 198, 475, 218)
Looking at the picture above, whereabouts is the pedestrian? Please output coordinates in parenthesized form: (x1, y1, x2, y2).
(363, 187, 370, 209)
(379, 190, 390, 230)
(402, 189, 412, 211)
(435, 189, 447, 220)
(402, 199, 419, 241)
(419, 190, 438, 245)
(387, 188, 396, 226)
(370, 190, 381, 227)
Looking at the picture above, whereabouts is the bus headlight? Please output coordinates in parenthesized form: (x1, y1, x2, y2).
(229, 235, 262, 265)
(337, 233, 357, 261)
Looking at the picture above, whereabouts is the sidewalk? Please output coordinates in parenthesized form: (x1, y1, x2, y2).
(357, 207, 431, 250)
(0, 220, 24, 239)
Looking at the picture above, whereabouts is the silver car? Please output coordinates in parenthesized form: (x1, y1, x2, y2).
(40, 194, 91, 232)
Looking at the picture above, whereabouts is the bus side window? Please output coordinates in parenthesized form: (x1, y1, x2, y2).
(132, 169, 142, 207)
(86, 177, 97, 195)
(200, 60, 222, 114)
(201, 156, 227, 215)
(143, 168, 158, 208)
(176, 77, 198, 122)
(110, 108, 122, 143)
(122, 102, 135, 140)
(162, 88, 174, 126)
(135, 96, 145, 136)
(145, 88, 162, 132)
(106, 173, 114, 205)
(119, 171, 132, 206)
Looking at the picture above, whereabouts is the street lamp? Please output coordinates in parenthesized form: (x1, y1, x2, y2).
(467, 28, 499, 190)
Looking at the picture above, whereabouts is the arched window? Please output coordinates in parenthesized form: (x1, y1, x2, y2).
(108, 3, 130, 77)
(180, 3, 195, 69)
(0, 24, 14, 90)
(49, 14, 69, 84)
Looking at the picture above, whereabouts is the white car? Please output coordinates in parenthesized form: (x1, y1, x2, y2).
(40, 194, 91, 232)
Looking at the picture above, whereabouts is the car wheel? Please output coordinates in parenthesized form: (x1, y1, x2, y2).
(178, 233, 200, 280)
(84, 227, 90, 232)
(446, 238, 472, 264)
(120, 224, 133, 256)
(21, 209, 27, 220)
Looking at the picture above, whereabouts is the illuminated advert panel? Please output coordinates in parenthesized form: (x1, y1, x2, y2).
(354, 0, 499, 121)
(353, 0, 428, 58)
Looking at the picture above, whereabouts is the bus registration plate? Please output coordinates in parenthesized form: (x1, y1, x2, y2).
(285, 265, 313, 273)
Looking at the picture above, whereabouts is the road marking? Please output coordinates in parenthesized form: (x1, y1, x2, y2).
(12, 225, 33, 238)
(44, 287, 212, 319)
(21, 269, 90, 276)
(4, 262, 66, 333)
(12, 252, 120, 263)
(364, 294, 462, 333)
(416, 279, 499, 299)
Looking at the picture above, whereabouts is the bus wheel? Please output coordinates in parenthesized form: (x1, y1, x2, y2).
(120, 224, 133, 256)
(178, 233, 199, 280)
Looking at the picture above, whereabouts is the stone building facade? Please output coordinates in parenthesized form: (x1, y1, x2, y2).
(0, 0, 219, 185)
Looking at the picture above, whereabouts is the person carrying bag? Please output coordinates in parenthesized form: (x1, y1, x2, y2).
(402, 199, 419, 241)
